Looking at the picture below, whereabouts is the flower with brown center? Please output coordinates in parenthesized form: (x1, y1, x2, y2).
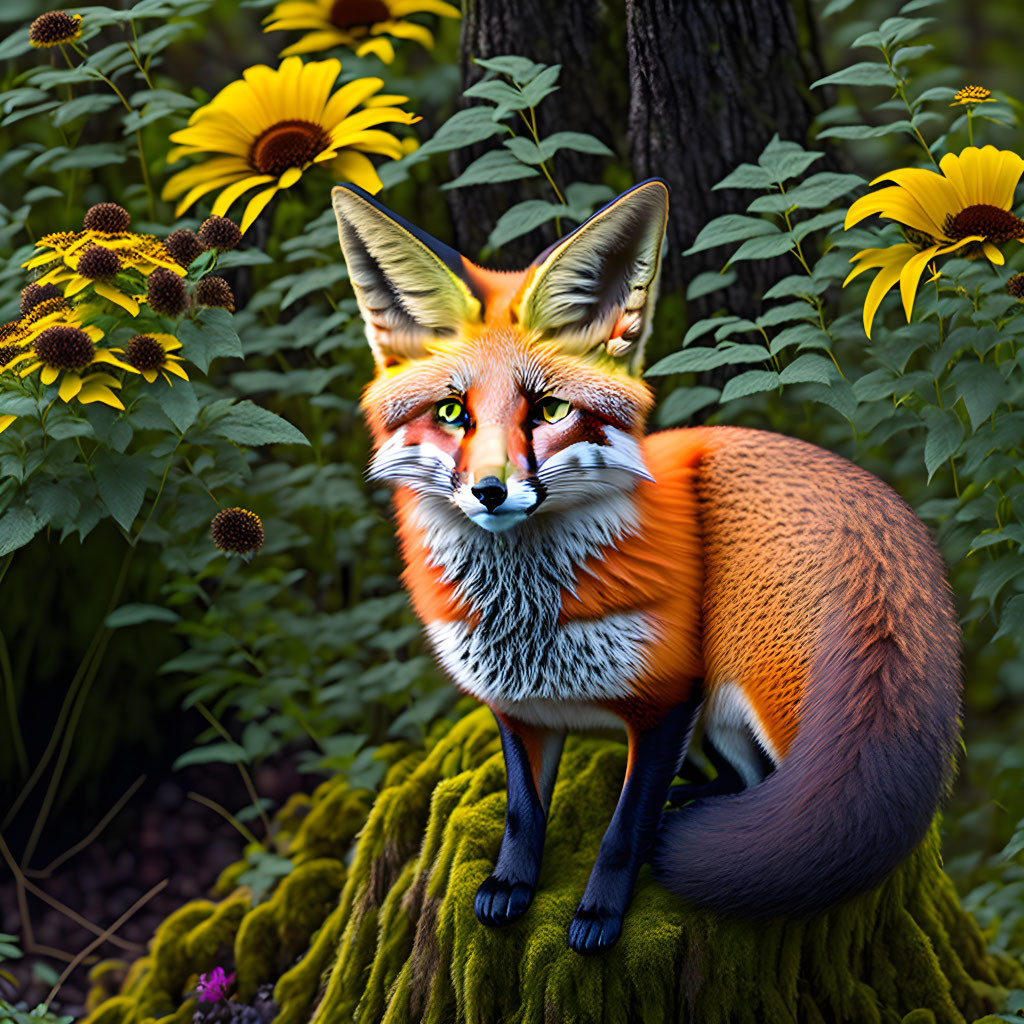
(113, 332, 190, 385)
(844, 146, 1024, 337)
(162, 57, 418, 232)
(263, 0, 460, 63)
(1008, 273, 1024, 300)
(77, 245, 122, 280)
(210, 507, 265, 555)
(197, 216, 243, 252)
(164, 229, 205, 268)
(29, 10, 82, 47)
(83, 203, 131, 233)
(950, 85, 995, 107)
(20, 282, 64, 315)
(195, 276, 235, 311)
(147, 267, 190, 317)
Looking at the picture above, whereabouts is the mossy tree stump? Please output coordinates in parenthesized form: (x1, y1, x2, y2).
(85, 708, 1022, 1024)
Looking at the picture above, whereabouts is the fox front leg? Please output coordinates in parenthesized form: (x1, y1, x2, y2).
(475, 713, 565, 927)
(569, 691, 702, 955)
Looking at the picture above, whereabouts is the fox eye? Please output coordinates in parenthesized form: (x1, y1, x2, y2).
(436, 397, 468, 427)
(536, 396, 572, 424)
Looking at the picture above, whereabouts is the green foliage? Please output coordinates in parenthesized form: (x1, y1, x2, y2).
(0, 1002, 74, 1024)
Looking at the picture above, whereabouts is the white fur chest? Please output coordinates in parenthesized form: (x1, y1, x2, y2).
(414, 495, 654, 717)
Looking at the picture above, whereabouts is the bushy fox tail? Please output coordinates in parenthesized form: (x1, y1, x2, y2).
(654, 533, 962, 919)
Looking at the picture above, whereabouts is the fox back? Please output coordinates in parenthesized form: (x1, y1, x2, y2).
(331, 181, 961, 954)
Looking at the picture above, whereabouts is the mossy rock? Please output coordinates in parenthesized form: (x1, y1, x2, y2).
(84, 708, 1023, 1024)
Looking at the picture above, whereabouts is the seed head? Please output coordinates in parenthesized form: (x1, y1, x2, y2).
(195, 276, 235, 312)
(83, 202, 131, 233)
(0, 343, 24, 369)
(210, 508, 264, 555)
(197, 216, 242, 252)
(123, 334, 166, 372)
(147, 267, 189, 317)
(34, 325, 94, 369)
(1008, 274, 1024, 300)
(29, 10, 82, 47)
(20, 282, 64, 315)
(164, 229, 204, 268)
(77, 245, 122, 280)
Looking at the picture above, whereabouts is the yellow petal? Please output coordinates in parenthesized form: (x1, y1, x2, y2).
(330, 149, 383, 193)
(332, 129, 406, 158)
(64, 275, 91, 297)
(279, 29, 354, 55)
(982, 241, 1005, 265)
(151, 333, 182, 350)
(843, 244, 917, 286)
(897, 245, 942, 321)
(278, 166, 304, 188)
(41, 365, 59, 385)
(391, 0, 461, 16)
(859, 249, 914, 338)
(322, 76, 385, 127)
(380, 20, 433, 46)
(94, 350, 137, 372)
(211, 175, 276, 217)
(78, 383, 125, 409)
(241, 185, 281, 233)
(164, 360, 190, 381)
(173, 172, 254, 218)
(94, 282, 140, 316)
(161, 157, 252, 200)
(0, 415, 15, 434)
(143, 369, 158, 383)
(59, 373, 83, 402)
(354, 37, 395, 63)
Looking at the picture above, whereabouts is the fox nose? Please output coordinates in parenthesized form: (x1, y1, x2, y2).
(472, 476, 507, 512)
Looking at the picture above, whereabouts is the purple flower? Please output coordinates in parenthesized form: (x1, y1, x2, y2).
(196, 966, 235, 1002)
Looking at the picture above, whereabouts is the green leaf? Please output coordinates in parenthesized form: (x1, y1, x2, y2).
(750, 173, 864, 212)
(686, 270, 738, 301)
(971, 555, 1024, 607)
(728, 232, 795, 264)
(763, 275, 829, 300)
(891, 44, 934, 66)
(779, 353, 834, 385)
(656, 386, 721, 426)
(684, 215, 779, 256)
(879, 15, 934, 46)
(160, 380, 199, 433)
(211, 401, 310, 447)
(0, 505, 42, 558)
(994, 594, 1024, 642)
(176, 308, 243, 373)
(562, 182, 615, 219)
(713, 163, 774, 190)
(757, 301, 817, 329)
(52, 93, 121, 127)
(949, 361, 1009, 431)
(27, 480, 80, 527)
(473, 55, 544, 84)
(757, 146, 824, 184)
(518, 64, 561, 107)
(441, 149, 541, 190)
(769, 323, 831, 355)
(805, 379, 858, 420)
(791, 209, 847, 243)
(811, 62, 896, 89)
(681, 316, 741, 347)
(0, 396, 37, 417)
(923, 410, 963, 481)
(173, 742, 249, 769)
(537, 131, 613, 159)
(486, 199, 567, 250)
(94, 451, 150, 532)
(106, 604, 180, 628)
(280, 265, 349, 309)
(418, 106, 510, 156)
(462, 79, 527, 110)
(816, 121, 915, 140)
(502, 136, 545, 164)
(720, 369, 781, 401)
(646, 344, 770, 376)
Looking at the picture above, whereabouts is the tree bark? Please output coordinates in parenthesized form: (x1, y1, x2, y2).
(448, 0, 629, 266)
(627, 0, 827, 316)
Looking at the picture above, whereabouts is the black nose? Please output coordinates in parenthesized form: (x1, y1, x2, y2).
(472, 476, 507, 512)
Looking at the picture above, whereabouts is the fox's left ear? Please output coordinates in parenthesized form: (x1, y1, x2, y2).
(514, 179, 669, 373)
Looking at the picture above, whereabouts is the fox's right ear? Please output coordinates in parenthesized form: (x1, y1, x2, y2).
(331, 185, 482, 368)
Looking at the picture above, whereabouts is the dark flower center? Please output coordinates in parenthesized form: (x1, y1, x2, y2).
(77, 244, 122, 279)
(83, 202, 131, 233)
(330, 0, 390, 28)
(29, 10, 81, 46)
(250, 120, 331, 177)
(125, 334, 165, 371)
(1007, 274, 1024, 300)
(197, 216, 242, 252)
(21, 282, 64, 315)
(944, 203, 1024, 244)
(34, 326, 94, 369)
(210, 507, 265, 554)
(164, 229, 205, 268)
(147, 267, 189, 317)
(0, 343, 23, 368)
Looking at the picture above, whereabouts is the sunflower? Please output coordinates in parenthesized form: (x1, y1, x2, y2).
(5, 317, 126, 409)
(843, 146, 1024, 337)
(162, 57, 418, 232)
(263, 0, 460, 63)
(110, 333, 190, 386)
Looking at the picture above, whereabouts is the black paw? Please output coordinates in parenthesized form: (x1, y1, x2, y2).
(474, 875, 534, 927)
(568, 904, 623, 955)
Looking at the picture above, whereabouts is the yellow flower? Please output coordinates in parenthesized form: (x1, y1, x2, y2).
(263, 0, 460, 62)
(6, 319, 126, 409)
(162, 57, 418, 232)
(110, 333, 190, 386)
(24, 230, 185, 314)
(28, 10, 82, 47)
(951, 85, 995, 107)
(843, 146, 1024, 337)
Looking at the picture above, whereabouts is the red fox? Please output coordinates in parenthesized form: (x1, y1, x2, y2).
(331, 179, 962, 955)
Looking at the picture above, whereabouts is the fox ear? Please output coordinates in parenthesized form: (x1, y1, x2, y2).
(515, 179, 669, 372)
(331, 185, 482, 368)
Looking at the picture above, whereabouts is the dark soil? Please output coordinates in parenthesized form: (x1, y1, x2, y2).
(0, 761, 303, 1021)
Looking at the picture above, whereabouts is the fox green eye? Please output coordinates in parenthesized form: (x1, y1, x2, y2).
(537, 396, 572, 424)
(437, 398, 467, 426)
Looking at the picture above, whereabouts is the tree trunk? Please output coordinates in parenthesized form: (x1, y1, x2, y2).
(626, 0, 827, 316)
(448, 0, 629, 266)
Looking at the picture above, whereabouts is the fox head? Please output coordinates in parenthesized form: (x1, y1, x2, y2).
(331, 180, 668, 534)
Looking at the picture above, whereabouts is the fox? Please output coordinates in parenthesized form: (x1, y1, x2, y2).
(330, 178, 962, 956)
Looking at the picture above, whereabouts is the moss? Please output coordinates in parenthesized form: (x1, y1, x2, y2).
(85, 708, 1023, 1024)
